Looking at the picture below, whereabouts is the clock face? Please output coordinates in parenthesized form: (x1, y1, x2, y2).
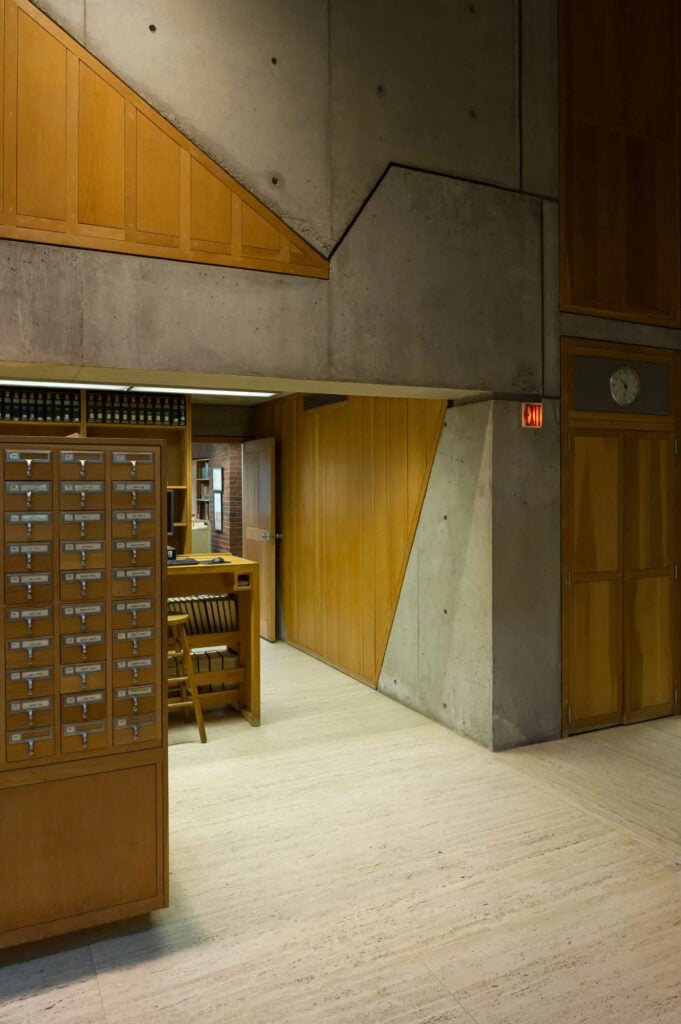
(609, 365, 640, 406)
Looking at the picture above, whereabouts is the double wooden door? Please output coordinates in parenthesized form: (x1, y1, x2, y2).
(564, 428, 679, 733)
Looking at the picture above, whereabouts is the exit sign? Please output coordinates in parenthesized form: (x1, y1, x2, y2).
(522, 402, 543, 428)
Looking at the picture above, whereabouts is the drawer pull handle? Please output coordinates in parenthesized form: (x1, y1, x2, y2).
(81, 732, 88, 749)
(81, 704, 88, 720)
(27, 677, 34, 696)
(131, 639, 139, 655)
(27, 707, 34, 725)
(131, 577, 138, 593)
(80, 579, 87, 596)
(131, 609, 138, 626)
(132, 695, 140, 712)
(132, 520, 138, 535)
(80, 642, 87, 660)
(80, 519, 86, 537)
(132, 724, 140, 741)
(25, 490, 32, 508)
(24, 459, 32, 478)
(131, 491, 138, 507)
(26, 521, 32, 537)
(27, 646, 34, 663)
(78, 670, 87, 689)
(26, 552, 32, 569)
(79, 459, 87, 478)
(80, 550, 87, 568)
(80, 490, 86, 508)
(26, 616, 33, 634)
(26, 582, 32, 601)
(131, 549, 138, 565)
(132, 667, 139, 683)
(130, 460, 137, 478)
(27, 738, 35, 757)
(80, 613, 87, 630)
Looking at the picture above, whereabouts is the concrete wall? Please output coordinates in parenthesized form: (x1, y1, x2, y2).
(379, 403, 494, 747)
(0, 166, 543, 394)
(491, 399, 561, 749)
(380, 399, 561, 751)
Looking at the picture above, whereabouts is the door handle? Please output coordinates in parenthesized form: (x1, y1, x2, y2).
(260, 532, 282, 541)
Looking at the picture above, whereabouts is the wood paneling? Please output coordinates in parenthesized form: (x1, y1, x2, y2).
(0, 762, 158, 934)
(78, 64, 125, 230)
(242, 438, 276, 642)
(560, 0, 680, 325)
(570, 580, 621, 725)
(134, 113, 181, 243)
(562, 338, 681, 736)
(571, 434, 620, 574)
(16, 8, 66, 225)
(256, 396, 446, 687)
(627, 576, 673, 716)
(627, 435, 671, 571)
(0, 0, 328, 279)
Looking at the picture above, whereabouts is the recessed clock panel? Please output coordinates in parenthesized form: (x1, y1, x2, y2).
(573, 356, 670, 415)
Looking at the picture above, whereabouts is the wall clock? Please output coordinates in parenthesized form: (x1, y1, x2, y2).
(609, 365, 640, 406)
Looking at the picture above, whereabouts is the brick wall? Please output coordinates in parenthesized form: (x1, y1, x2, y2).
(192, 442, 243, 556)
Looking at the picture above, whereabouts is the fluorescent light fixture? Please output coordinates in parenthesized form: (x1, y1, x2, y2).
(0, 378, 128, 391)
(128, 386, 276, 398)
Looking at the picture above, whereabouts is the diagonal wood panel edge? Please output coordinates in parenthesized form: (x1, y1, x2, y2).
(0, 0, 328, 279)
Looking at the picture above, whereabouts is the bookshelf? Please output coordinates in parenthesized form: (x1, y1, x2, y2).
(0, 386, 193, 552)
(193, 457, 210, 521)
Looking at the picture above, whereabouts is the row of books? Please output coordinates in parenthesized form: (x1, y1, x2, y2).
(167, 594, 239, 634)
(86, 391, 186, 426)
(169, 647, 240, 684)
(0, 387, 81, 423)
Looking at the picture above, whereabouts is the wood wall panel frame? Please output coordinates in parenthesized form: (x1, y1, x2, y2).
(0, 0, 328, 279)
(561, 336, 681, 735)
(559, 0, 681, 327)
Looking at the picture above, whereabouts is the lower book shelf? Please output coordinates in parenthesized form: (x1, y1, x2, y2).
(0, 748, 168, 950)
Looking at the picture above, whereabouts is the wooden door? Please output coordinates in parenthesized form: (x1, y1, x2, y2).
(242, 438, 276, 641)
(565, 430, 623, 731)
(624, 433, 677, 722)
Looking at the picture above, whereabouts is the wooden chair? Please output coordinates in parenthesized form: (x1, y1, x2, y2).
(167, 613, 207, 743)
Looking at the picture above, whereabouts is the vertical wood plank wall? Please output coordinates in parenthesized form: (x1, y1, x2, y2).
(0, 0, 327, 278)
(256, 396, 446, 687)
(560, 0, 680, 325)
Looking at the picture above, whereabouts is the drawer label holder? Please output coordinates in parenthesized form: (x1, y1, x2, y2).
(61, 602, 104, 630)
(63, 690, 106, 719)
(113, 567, 154, 593)
(115, 683, 154, 712)
(8, 666, 52, 696)
(8, 726, 53, 756)
(61, 450, 104, 476)
(63, 661, 105, 689)
(114, 713, 155, 741)
(6, 450, 51, 477)
(115, 655, 154, 683)
(7, 636, 52, 662)
(61, 569, 104, 596)
(8, 696, 53, 725)
(63, 720, 106, 748)
(63, 632, 105, 659)
(7, 606, 52, 631)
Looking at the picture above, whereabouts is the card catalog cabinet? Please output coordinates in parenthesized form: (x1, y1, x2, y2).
(0, 437, 168, 950)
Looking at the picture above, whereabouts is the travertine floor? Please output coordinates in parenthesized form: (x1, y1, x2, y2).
(2, 642, 681, 1023)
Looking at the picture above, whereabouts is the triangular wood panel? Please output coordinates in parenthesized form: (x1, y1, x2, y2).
(0, 0, 328, 279)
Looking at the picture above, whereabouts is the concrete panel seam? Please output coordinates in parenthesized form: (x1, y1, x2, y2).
(331, 161, 562, 260)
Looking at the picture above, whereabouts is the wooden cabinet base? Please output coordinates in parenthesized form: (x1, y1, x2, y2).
(0, 749, 168, 950)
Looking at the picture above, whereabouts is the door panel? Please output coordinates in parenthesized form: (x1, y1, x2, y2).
(627, 435, 671, 570)
(624, 433, 676, 720)
(242, 438, 275, 642)
(572, 435, 620, 573)
(570, 579, 621, 727)
(627, 575, 673, 718)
